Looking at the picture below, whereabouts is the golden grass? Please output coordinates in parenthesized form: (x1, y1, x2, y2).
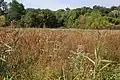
(0, 28, 120, 79)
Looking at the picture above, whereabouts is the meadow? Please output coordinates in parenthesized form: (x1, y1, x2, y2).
(0, 28, 120, 80)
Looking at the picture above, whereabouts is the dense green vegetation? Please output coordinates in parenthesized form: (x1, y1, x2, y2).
(0, 0, 120, 29)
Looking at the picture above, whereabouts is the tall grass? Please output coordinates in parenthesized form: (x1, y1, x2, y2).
(0, 28, 120, 80)
(0, 41, 14, 80)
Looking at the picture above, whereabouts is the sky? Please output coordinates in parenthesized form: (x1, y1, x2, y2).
(5, 0, 120, 10)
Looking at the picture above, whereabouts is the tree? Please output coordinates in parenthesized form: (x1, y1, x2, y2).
(25, 8, 38, 13)
(93, 5, 110, 16)
(110, 6, 118, 11)
(109, 10, 120, 18)
(85, 11, 112, 29)
(107, 17, 120, 25)
(21, 9, 58, 28)
(39, 9, 57, 28)
(21, 10, 43, 27)
(65, 9, 81, 28)
(55, 9, 65, 27)
(66, 7, 70, 11)
(6, 0, 25, 24)
(80, 7, 92, 15)
(74, 15, 86, 28)
(0, 0, 7, 15)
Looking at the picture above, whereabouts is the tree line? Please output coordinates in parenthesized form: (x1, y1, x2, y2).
(0, 0, 120, 29)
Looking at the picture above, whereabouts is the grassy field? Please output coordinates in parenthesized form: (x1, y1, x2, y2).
(0, 28, 120, 80)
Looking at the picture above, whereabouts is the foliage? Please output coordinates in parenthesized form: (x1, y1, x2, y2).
(39, 9, 57, 28)
(0, 15, 5, 27)
(69, 48, 119, 80)
(55, 9, 65, 27)
(73, 15, 86, 28)
(109, 10, 120, 18)
(107, 17, 120, 25)
(65, 9, 81, 28)
(0, 0, 7, 15)
(1, 0, 120, 28)
(93, 5, 110, 16)
(6, 0, 25, 24)
(0, 41, 14, 79)
(85, 11, 112, 29)
(20, 10, 42, 28)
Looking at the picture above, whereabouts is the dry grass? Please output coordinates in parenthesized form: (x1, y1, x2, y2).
(0, 28, 120, 80)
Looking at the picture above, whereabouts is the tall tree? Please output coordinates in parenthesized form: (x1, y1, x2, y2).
(39, 9, 57, 28)
(21, 9, 43, 28)
(109, 10, 120, 18)
(65, 9, 81, 28)
(6, 0, 25, 24)
(0, 0, 7, 15)
(93, 5, 110, 16)
(85, 11, 112, 29)
(55, 9, 65, 27)
(66, 7, 70, 11)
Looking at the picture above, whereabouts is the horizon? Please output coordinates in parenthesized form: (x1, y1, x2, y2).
(5, 0, 120, 10)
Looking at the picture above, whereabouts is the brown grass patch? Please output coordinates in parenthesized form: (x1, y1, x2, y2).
(0, 28, 120, 79)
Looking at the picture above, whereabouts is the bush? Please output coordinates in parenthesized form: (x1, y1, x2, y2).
(108, 17, 120, 25)
(73, 15, 86, 29)
(85, 12, 112, 29)
(0, 16, 5, 27)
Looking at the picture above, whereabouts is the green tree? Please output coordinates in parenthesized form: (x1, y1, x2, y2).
(65, 9, 81, 28)
(109, 10, 120, 18)
(65, 7, 70, 11)
(21, 9, 57, 28)
(6, 0, 25, 24)
(85, 11, 112, 29)
(39, 9, 57, 28)
(74, 15, 86, 28)
(55, 9, 65, 27)
(107, 17, 120, 25)
(93, 5, 110, 16)
(0, 0, 7, 15)
(110, 6, 118, 11)
(80, 7, 92, 15)
(21, 10, 43, 27)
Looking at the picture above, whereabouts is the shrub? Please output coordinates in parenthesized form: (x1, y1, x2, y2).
(85, 12, 112, 29)
(0, 16, 5, 27)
